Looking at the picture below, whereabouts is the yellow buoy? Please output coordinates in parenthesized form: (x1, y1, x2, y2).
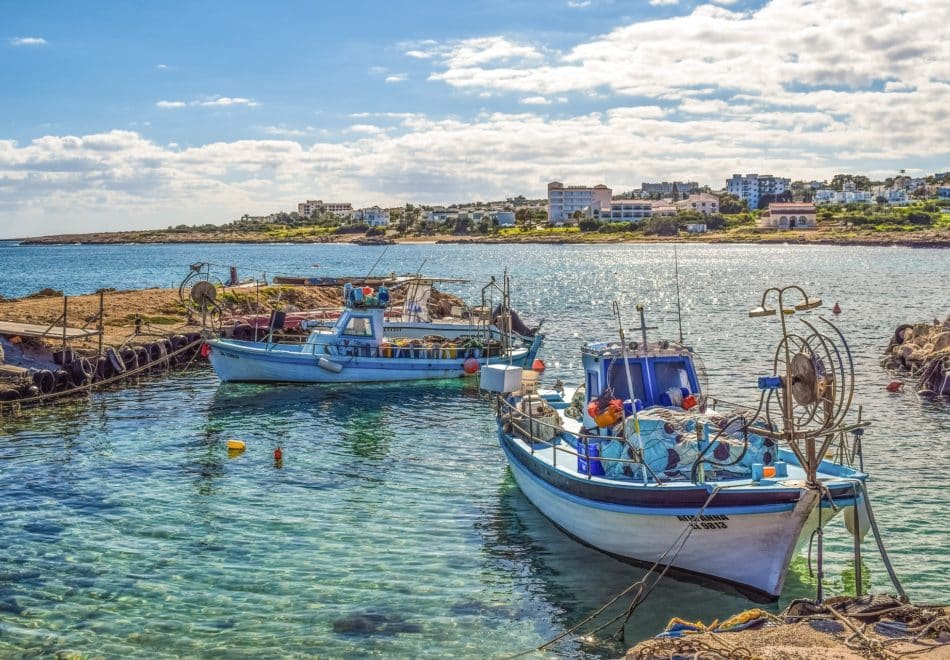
(227, 439, 246, 452)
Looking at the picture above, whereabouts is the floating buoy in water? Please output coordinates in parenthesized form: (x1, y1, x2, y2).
(885, 380, 904, 393)
(227, 439, 246, 452)
(463, 357, 479, 374)
(832, 302, 842, 315)
(274, 447, 283, 461)
(532, 358, 545, 372)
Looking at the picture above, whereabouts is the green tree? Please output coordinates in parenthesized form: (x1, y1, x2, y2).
(717, 193, 747, 214)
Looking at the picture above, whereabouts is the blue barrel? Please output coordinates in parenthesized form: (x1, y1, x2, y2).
(577, 440, 606, 476)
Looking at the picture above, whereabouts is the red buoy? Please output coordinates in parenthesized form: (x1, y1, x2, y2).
(463, 358, 479, 374)
(532, 358, 545, 372)
(832, 302, 842, 315)
(274, 447, 283, 461)
(885, 380, 904, 392)
(199, 343, 211, 358)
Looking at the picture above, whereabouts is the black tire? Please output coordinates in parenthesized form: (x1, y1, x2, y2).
(107, 347, 125, 374)
(0, 387, 21, 401)
(133, 345, 150, 369)
(121, 347, 138, 371)
(96, 357, 115, 381)
(33, 369, 55, 394)
(69, 357, 94, 385)
(232, 324, 254, 341)
(147, 342, 167, 370)
(53, 369, 73, 391)
(52, 349, 74, 366)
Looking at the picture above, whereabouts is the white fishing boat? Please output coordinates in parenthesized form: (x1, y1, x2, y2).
(208, 280, 543, 384)
(482, 288, 876, 599)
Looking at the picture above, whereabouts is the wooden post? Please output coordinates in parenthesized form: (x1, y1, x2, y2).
(98, 291, 105, 356)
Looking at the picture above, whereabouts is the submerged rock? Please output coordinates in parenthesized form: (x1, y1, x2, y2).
(331, 609, 422, 636)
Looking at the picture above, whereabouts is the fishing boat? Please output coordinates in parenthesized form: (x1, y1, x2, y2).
(208, 280, 543, 384)
(482, 288, 874, 599)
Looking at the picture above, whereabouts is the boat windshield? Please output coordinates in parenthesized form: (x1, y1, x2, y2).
(342, 316, 374, 337)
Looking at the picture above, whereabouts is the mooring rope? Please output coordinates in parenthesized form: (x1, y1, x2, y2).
(505, 486, 721, 658)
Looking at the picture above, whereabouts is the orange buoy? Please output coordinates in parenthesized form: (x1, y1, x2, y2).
(532, 359, 545, 372)
(832, 302, 842, 315)
(463, 357, 479, 374)
(885, 380, 904, 392)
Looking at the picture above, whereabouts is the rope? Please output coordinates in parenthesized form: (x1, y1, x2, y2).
(506, 487, 721, 658)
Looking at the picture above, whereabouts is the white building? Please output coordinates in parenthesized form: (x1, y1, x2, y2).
(726, 174, 790, 209)
(814, 189, 872, 205)
(298, 200, 353, 218)
(675, 193, 720, 215)
(547, 181, 612, 223)
(355, 206, 390, 227)
(593, 201, 653, 222)
(761, 203, 817, 229)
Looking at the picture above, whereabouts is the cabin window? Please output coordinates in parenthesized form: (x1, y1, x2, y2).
(606, 361, 646, 402)
(343, 316, 374, 337)
(653, 360, 693, 394)
(586, 370, 599, 398)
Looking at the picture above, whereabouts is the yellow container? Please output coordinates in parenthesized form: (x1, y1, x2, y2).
(227, 439, 246, 451)
(380, 342, 393, 358)
(443, 345, 457, 359)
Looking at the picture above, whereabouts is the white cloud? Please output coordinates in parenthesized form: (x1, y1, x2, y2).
(521, 96, 552, 105)
(198, 97, 258, 107)
(405, 50, 431, 59)
(568, 1, 592, 8)
(156, 97, 258, 109)
(260, 125, 312, 137)
(156, 64, 169, 70)
(9, 37, 47, 46)
(649, 0, 679, 5)
(385, 73, 408, 83)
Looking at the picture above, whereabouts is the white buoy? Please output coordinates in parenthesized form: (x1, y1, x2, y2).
(843, 504, 871, 541)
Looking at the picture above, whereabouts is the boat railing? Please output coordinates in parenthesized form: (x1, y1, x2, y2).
(498, 394, 869, 484)
(496, 394, 661, 483)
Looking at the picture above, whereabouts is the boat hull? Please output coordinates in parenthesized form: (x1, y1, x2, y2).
(208, 340, 534, 383)
(501, 434, 852, 598)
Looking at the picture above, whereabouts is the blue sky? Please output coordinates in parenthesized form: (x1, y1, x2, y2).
(1, 0, 948, 237)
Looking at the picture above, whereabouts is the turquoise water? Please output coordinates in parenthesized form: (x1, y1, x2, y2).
(0, 242, 947, 657)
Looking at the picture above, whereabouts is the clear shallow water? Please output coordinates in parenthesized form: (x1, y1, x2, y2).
(0, 242, 947, 657)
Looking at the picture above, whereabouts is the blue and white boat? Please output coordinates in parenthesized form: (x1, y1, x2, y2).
(482, 290, 872, 598)
(208, 283, 543, 384)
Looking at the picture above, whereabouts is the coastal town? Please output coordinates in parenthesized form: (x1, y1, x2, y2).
(20, 171, 950, 245)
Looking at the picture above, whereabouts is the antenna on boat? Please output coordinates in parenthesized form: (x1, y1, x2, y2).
(364, 244, 391, 279)
(673, 244, 684, 344)
(613, 301, 648, 484)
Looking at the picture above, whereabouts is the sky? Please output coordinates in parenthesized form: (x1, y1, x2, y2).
(1, 0, 948, 237)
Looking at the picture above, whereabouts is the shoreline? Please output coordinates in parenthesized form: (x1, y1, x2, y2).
(11, 229, 950, 248)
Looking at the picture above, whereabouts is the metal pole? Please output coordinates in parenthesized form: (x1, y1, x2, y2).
(62, 296, 68, 353)
(673, 244, 683, 344)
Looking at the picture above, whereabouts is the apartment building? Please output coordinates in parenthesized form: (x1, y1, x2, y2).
(726, 174, 790, 209)
(675, 193, 719, 215)
(547, 182, 612, 223)
(640, 181, 698, 197)
(298, 200, 354, 218)
(593, 201, 654, 222)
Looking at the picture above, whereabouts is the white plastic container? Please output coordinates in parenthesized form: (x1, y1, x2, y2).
(480, 364, 523, 393)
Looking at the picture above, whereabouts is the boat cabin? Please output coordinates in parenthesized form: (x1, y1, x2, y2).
(581, 341, 701, 412)
(305, 287, 388, 352)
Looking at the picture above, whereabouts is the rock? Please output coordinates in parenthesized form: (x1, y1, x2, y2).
(332, 609, 422, 636)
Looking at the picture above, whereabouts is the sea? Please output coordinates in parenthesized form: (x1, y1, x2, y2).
(0, 240, 947, 658)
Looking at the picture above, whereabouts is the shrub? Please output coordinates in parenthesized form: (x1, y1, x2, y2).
(578, 218, 601, 232)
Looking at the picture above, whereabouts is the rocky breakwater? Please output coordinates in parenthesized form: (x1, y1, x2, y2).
(881, 316, 950, 396)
